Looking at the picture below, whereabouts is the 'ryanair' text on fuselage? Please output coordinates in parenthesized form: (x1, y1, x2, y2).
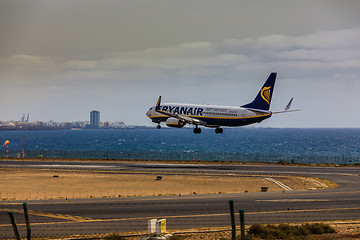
(160, 106, 203, 116)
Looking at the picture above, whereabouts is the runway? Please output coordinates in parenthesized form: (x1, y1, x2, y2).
(0, 160, 359, 238)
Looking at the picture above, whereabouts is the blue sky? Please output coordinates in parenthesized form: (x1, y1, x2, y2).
(0, 0, 360, 127)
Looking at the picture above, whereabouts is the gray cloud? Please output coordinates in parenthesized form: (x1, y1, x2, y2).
(1, 1, 360, 127)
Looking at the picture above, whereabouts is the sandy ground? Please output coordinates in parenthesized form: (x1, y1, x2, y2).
(0, 168, 333, 201)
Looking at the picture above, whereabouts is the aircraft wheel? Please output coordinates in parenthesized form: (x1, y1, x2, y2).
(215, 127, 223, 134)
(156, 124, 161, 129)
(193, 128, 201, 134)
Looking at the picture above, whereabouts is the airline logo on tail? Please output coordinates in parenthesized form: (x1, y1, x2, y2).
(261, 86, 271, 105)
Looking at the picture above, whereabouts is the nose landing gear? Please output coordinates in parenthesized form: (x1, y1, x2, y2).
(156, 123, 161, 129)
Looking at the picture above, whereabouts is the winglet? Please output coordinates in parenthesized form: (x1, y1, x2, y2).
(155, 96, 161, 110)
(285, 97, 293, 111)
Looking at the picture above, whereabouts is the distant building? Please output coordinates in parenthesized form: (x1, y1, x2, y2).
(103, 121, 111, 128)
(90, 110, 100, 128)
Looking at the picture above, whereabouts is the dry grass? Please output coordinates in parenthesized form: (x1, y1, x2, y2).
(0, 168, 332, 201)
(91, 223, 360, 240)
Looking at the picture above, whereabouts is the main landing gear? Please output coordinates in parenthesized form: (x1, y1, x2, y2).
(193, 127, 223, 134)
(215, 127, 223, 134)
(193, 127, 201, 134)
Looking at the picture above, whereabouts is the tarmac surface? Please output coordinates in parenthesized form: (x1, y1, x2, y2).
(0, 160, 360, 238)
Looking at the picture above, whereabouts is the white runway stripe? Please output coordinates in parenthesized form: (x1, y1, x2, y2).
(265, 177, 292, 191)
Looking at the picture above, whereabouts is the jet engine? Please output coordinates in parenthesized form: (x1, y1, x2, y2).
(166, 118, 185, 128)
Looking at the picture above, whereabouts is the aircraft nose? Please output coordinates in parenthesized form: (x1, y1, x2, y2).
(146, 110, 152, 118)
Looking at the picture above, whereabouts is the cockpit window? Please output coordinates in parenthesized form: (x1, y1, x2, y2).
(149, 107, 153, 110)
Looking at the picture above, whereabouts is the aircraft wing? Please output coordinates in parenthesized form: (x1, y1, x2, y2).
(155, 96, 206, 126)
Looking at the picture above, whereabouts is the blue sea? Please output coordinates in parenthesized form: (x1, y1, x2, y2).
(0, 128, 359, 164)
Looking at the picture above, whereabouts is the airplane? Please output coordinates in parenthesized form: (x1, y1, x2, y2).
(146, 72, 299, 134)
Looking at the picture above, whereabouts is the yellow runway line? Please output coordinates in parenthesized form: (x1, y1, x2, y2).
(1, 206, 360, 229)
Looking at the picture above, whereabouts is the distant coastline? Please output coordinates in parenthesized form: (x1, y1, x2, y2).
(0, 125, 154, 131)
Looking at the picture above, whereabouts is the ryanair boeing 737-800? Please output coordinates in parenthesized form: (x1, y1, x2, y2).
(146, 73, 298, 134)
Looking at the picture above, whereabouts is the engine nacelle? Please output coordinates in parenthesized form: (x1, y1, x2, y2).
(166, 118, 185, 128)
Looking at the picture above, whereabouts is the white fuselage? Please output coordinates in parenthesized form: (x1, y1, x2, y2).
(146, 103, 271, 127)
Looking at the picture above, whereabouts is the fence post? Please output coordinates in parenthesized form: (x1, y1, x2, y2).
(23, 203, 31, 240)
(229, 200, 236, 240)
(239, 209, 245, 240)
(8, 212, 21, 240)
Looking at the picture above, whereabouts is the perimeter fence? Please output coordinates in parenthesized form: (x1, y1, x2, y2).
(1, 149, 359, 164)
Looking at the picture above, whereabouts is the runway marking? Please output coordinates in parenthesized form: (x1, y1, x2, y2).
(298, 177, 328, 188)
(2, 206, 360, 229)
(87, 207, 360, 222)
(265, 178, 292, 191)
(0, 208, 94, 222)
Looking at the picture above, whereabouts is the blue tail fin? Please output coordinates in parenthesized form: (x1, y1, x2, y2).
(241, 72, 277, 111)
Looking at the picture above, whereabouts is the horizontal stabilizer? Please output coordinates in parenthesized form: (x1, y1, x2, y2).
(272, 98, 302, 114)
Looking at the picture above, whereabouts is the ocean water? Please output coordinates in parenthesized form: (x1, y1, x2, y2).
(0, 128, 359, 164)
